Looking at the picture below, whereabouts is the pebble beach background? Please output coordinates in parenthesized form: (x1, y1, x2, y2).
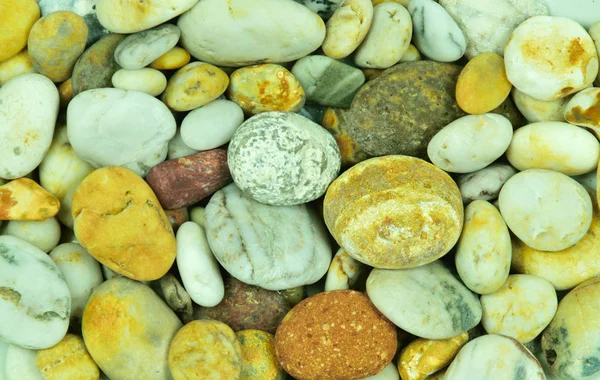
(1, 0, 600, 379)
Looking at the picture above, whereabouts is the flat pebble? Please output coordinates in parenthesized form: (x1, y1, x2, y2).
(35, 334, 99, 380)
(498, 169, 593, 251)
(0, 50, 36, 86)
(114, 24, 180, 70)
(0, 0, 40, 63)
(322, 0, 374, 59)
(71, 34, 125, 95)
(228, 112, 341, 206)
(324, 247, 365, 291)
(0, 73, 58, 180)
(168, 320, 242, 380)
(506, 121, 600, 175)
(2, 217, 61, 253)
(0, 236, 70, 350)
(457, 164, 517, 204)
(321, 107, 371, 167)
(511, 87, 569, 122)
(237, 330, 284, 380)
(564, 87, 600, 137)
(5, 345, 44, 380)
(324, 155, 463, 269)
(205, 183, 332, 290)
(150, 46, 190, 70)
(367, 260, 482, 339)
(111, 68, 167, 97)
(82, 278, 182, 380)
(504, 16, 598, 101)
(168, 128, 199, 160)
(398, 333, 468, 380)
(180, 99, 244, 150)
(0, 178, 60, 221)
(67, 88, 176, 176)
(228, 64, 306, 115)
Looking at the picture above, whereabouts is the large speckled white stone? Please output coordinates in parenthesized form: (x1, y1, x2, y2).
(0, 236, 70, 350)
(205, 183, 332, 291)
(67, 88, 176, 177)
(228, 111, 341, 206)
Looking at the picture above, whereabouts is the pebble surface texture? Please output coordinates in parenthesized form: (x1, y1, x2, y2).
(227, 112, 341, 206)
(274, 290, 397, 380)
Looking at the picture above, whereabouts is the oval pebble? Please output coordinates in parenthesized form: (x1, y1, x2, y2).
(506, 121, 600, 176)
(2, 217, 61, 253)
(114, 23, 180, 70)
(0, 236, 70, 350)
(367, 260, 482, 339)
(150, 46, 191, 70)
(398, 333, 468, 380)
(35, 334, 99, 380)
(237, 330, 284, 380)
(564, 87, 600, 137)
(111, 68, 167, 97)
(324, 247, 365, 291)
(322, 0, 374, 59)
(498, 169, 593, 251)
(156, 273, 193, 323)
(457, 164, 517, 204)
(427, 114, 513, 173)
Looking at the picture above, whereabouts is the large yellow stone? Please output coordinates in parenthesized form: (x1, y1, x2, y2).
(237, 330, 285, 380)
(0, 178, 60, 221)
(0, 50, 36, 85)
(36, 334, 99, 380)
(28, 11, 88, 83)
(456, 53, 512, 114)
(150, 47, 191, 70)
(0, 0, 40, 63)
(71, 166, 176, 281)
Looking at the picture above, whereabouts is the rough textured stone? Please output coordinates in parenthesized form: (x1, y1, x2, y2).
(321, 107, 371, 167)
(237, 330, 284, 380)
(35, 334, 99, 380)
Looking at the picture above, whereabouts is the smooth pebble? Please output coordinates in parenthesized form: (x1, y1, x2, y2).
(324, 247, 365, 291)
(114, 24, 180, 70)
(511, 87, 570, 122)
(150, 46, 191, 70)
(564, 87, 600, 137)
(0, 50, 36, 86)
(457, 164, 517, 204)
(5, 345, 44, 380)
(35, 334, 99, 380)
(2, 217, 61, 253)
(0, 0, 40, 63)
(322, 0, 374, 59)
(111, 68, 167, 97)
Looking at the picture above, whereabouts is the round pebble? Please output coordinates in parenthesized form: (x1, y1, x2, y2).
(114, 23, 180, 70)
(237, 330, 284, 380)
(0, 50, 36, 86)
(2, 217, 61, 253)
(398, 333, 468, 380)
(322, 0, 374, 59)
(35, 334, 99, 380)
(511, 87, 570, 122)
(0, 0, 40, 63)
(111, 68, 167, 96)
(150, 46, 191, 70)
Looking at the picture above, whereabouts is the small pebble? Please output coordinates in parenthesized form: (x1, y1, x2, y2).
(58, 78, 74, 109)
(511, 87, 569, 122)
(164, 207, 189, 233)
(0, 50, 36, 86)
(35, 334, 99, 380)
(295, 0, 342, 19)
(2, 217, 61, 253)
(322, 0, 374, 59)
(324, 248, 365, 291)
(0, 178, 60, 221)
(237, 330, 284, 380)
(0, 0, 40, 63)
(363, 363, 400, 380)
(150, 46, 191, 70)
(188, 206, 205, 228)
(111, 68, 167, 97)
(114, 24, 180, 70)
(156, 273, 194, 324)
(457, 164, 517, 204)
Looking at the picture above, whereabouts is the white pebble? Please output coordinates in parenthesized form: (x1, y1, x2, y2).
(324, 248, 365, 291)
(2, 217, 61, 253)
(181, 99, 244, 151)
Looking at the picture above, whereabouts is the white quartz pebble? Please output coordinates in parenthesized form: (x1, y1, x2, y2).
(111, 68, 167, 97)
(2, 217, 61, 253)
(175, 221, 224, 307)
(114, 24, 180, 70)
(167, 128, 199, 160)
(457, 164, 517, 204)
(572, 170, 597, 190)
(324, 248, 365, 291)
(511, 87, 569, 122)
(5, 345, 43, 380)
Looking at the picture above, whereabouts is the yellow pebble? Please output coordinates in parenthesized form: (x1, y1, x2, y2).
(169, 320, 242, 380)
(36, 334, 99, 380)
(398, 332, 469, 380)
(58, 78, 74, 109)
(28, 11, 88, 83)
(400, 44, 422, 62)
(150, 47, 191, 70)
(228, 64, 306, 115)
(0, 178, 60, 221)
(237, 330, 285, 380)
(0, 50, 36, 85)
(456, 53, 512, 114)
(0, 0, 40, 63)
(162, 62, 229, 112)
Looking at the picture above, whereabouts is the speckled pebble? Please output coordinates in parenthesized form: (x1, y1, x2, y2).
(35, 334, 99, 380)
(237, 330, 284, 380)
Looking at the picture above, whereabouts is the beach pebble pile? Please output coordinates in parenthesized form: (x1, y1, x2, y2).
(4, 0, 600, 379)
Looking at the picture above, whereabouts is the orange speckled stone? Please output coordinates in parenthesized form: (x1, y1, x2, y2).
(274, 290, 397, 380)
(0, 178, 59, 221)
(323, 155, 463, 269)
(322, 107, 371, 168)
(36, 334, 99, 380)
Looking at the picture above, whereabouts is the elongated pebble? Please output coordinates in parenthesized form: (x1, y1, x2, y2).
(237, 330, 284, 380)
(398, 333, 468, 380)
(150, 47, 191, 70)
(2, 217, 61, 253)
(0, 50, 35, 86)
(111, 68, 167, 97)
(114, 24, 180, 70)
(457, 164, 517, 204)
(322, 0, 374, 59)
(512, 87, 569, 122)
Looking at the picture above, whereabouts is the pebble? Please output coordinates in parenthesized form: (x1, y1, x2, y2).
(0, 0, 39, 63)
(322, 0, 373, 59)
(291, 55, 366, 108)
(204, 183, 332, 290)
(111, 68, 167, 97)
(321, 107, 371, 167)
(178, 0, 326, 66)
(542, 277, 600, 379)
(96, 0, 198, 34)
(0, 235, 70, 349)
(194, 276, 291, 334)
(49, 243, 103, 323)
(39, 123, 95, 228)
(0, 50, 36, 86)
(175, 221, 224, 307)
(228, 64, 306, 115)
(295, 0, 342, 19)
(511, 87, 570, 122)
(114, 24, 180, 70)
(146, 150, 231, 209)
(455, 200, 511, 295)
(445, 334, 544, 379)
(5, 344, 44, 380)
(0, 178, 60, 221)
(438, 0, 549, 59)
(27, 11, 88, 83)
(167, 128, 199, 160)
(58, 79, 74, 109)
(162, 62, 229, 112)
(324, 247, 365, 291)
(189, 206, 206, 228)
(457, 164, 517, 204)
(227, 112, 341, 206)
(545, 0, 600, 29)
(456, 53, 512, 114)
(0, 341, 6, 380)
(398, 332, 468, 380)
(498, 169, 593, 251)
(573, 170, 598, 190)
(367, 260, 482, 339)
(237, 330, 284, 380)
(35, 334, 99, 380)
(275, 290, 397, 380)
(71, 34, 125, 95)
(0, 73, 58, 180)
(67, 88, 176, 176)
(427, 114, 513, 173)
(156, 273, 193, 323)
(82, 278, 182, 380)
(72, 167, 177, 281)
(324, 155, 463, 269)
(2, 217, 61, 253)
(564, 87, 600, 136)
(506, 121, 600, 176)
(504, 16, 598, 101)
(168, 320, 242, 380)
(353, 2, 412, 68)
(150, 46, 191, 70)
(408, 0, 466, 62)
(180, 99, 244, 151)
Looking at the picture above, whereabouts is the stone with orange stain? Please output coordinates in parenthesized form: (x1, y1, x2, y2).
(168, 320, 242, 380)
(82, 278, 182, 380)
(504, 16, 598, 101)
(237, 330, 285, 380)
(322, 107, 370, 167)
(162, 61, 229, 112)
(0, 0, 40, 63)
(0, 50, 36, 86)
(324, 247, 365, 291)
(0, 178, 59, 221)
(324, 155, 463, 269)
(71, 166, 177, 281)
(150, 47, 191, 70)
(36, 334, 99, 380)
(228, 64, 305, 115)
(322, 0, 374, 59)
(564, 87, 600, 138)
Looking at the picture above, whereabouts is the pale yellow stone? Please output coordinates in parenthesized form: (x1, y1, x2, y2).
(36, 334, 99, 380)
(111, 68, 167, 97)
(150, 47, 191, 70)
(400, 44, 421, 62)
(0, 50, 36, 86)
(237, 330, 284, 380)
(0, 0, 40, 63)
(162, 62, 229, 112)
(0, 178, 60, 221)
(322, 0, 374, 59)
